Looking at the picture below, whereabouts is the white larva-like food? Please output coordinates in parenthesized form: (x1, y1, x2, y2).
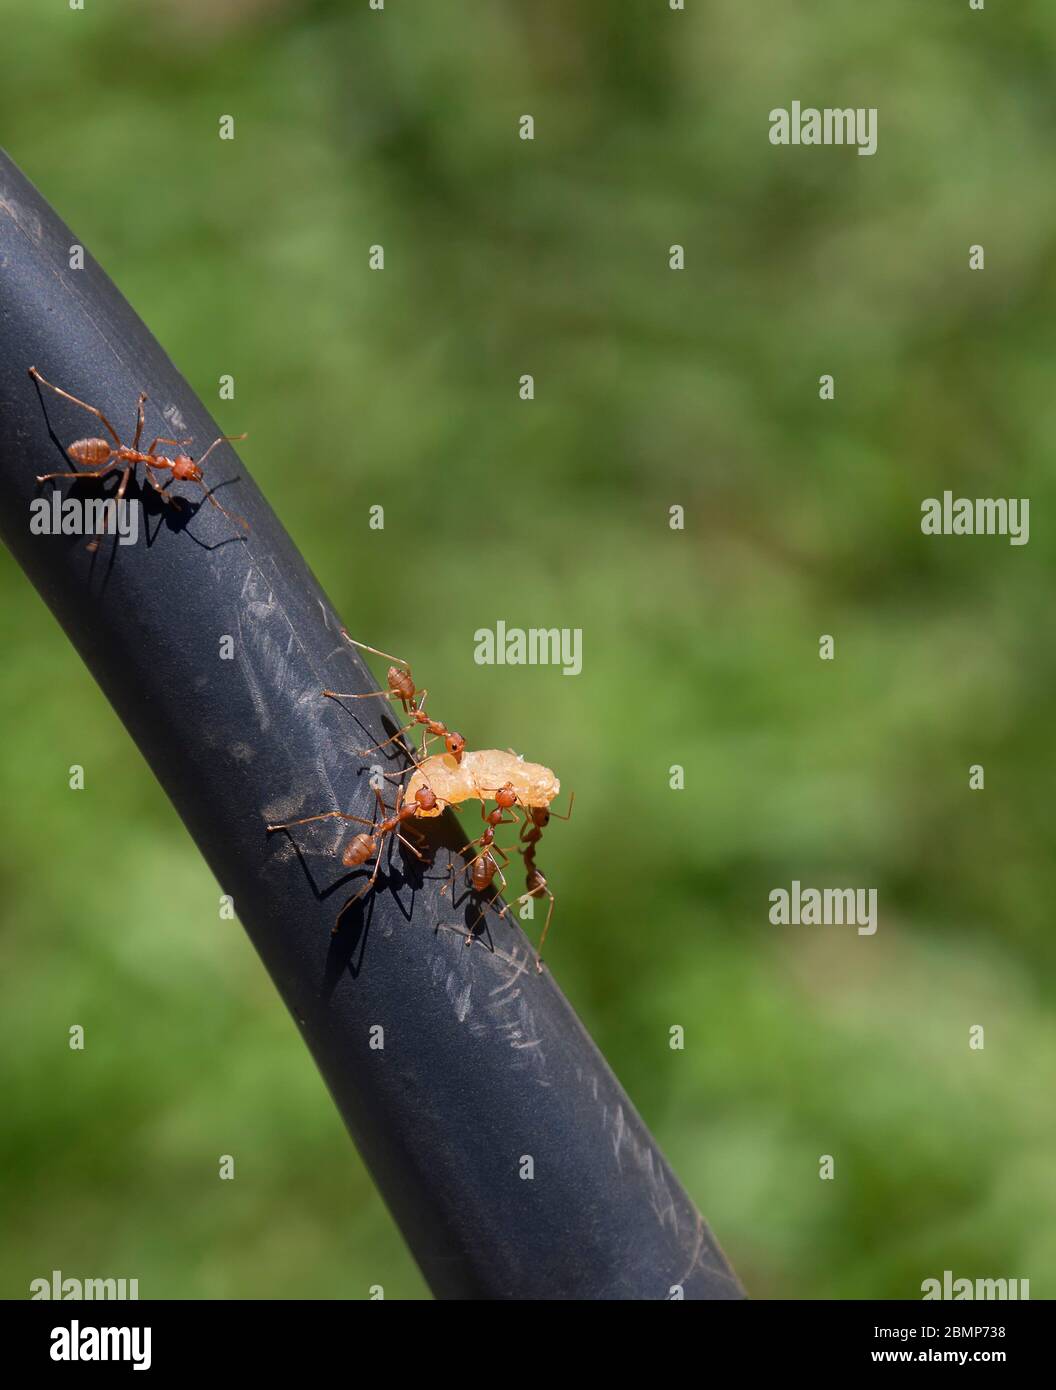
(402, 749, 560, 816)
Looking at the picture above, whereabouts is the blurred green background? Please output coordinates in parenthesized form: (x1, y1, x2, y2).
(2, 0, 1054, 1299)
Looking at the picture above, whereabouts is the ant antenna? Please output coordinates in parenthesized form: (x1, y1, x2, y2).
(194, 432, 247, 468)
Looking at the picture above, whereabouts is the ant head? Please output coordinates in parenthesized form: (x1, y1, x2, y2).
(531, 806, 551, 827)
(415, 786, 438, 813)
(172, 454, 201, 482)
(445, 731, 466, 760)
(495, 783, 517, 810)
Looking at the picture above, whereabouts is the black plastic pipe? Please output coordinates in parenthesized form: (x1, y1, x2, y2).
(0, 148, 743, 1301)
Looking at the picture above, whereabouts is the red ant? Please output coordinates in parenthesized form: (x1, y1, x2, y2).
(441, 784, 521, 947)
(516, 793, 574, 969)
(442, 848, 512, 947)
(266, 783, 439, 930)
(322, 633, 466, 764)
(28, 366, 249, 533)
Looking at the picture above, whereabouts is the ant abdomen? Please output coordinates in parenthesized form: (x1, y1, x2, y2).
(388, 667, 415, 701)
(471, 854, 497, 893)
(526, 868, 547, 896)
(343, 833, 376, 868)
(68, 438, 112, 466)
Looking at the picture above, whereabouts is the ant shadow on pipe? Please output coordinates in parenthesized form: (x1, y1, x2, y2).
(29, 375, 248, 559)
(324, 837, 456, 986)
(277, 831, 419, 987)
(438, 875, 508, 956)
(324, 883, 376, 985)
(32, 460, 247, 575)
(436, 911, 497, 957)
(270, 792, 454, 984)
(275, 815, 429, 917)
(320, 695, 424, 788)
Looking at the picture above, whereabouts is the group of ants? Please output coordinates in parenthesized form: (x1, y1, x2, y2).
(268, 634, 573, 971)
(27, 366, 569, 970)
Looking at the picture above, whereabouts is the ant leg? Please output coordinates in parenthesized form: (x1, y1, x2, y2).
(36, 465, 118, 483)
(456, 836, 513, 870)
(452, 829, 488, 859)
(548, 791, 576, 821)
(439, 860, 458, 899)
(323, 688, 399, 703)
(89, 464, 132, 546)
(266, 809, 372, 832)
(332, 852, 384, 933)
(381, 766, 420, 786)
(448, 854, 512, 931)
(144, 464, 176, 499)
(28, 367, 122, 447)
(334, 838, 389, 927)
(356, 723, 418, 755)
(534, 890, 557, 971)
(113, 463, 134, 506)
(131, 393, 147, 450)
(145, 436, 192, 454)
(195, 478, 248, 531)
(466, 883, 512, 945)
(338, 632, 410, 670)
(355, 696, 427, 756)
(441, 843, 495, 898)
(145, 468, 195, 526)
(396, 832, 427, 861)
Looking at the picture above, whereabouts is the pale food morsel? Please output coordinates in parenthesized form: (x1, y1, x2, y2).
(402, 749, 560, 816)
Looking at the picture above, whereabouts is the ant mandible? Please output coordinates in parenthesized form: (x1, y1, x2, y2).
(28, 366, 249, 531)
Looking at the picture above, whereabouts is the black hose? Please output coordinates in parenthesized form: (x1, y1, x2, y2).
(0, 148, 744, 1301)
